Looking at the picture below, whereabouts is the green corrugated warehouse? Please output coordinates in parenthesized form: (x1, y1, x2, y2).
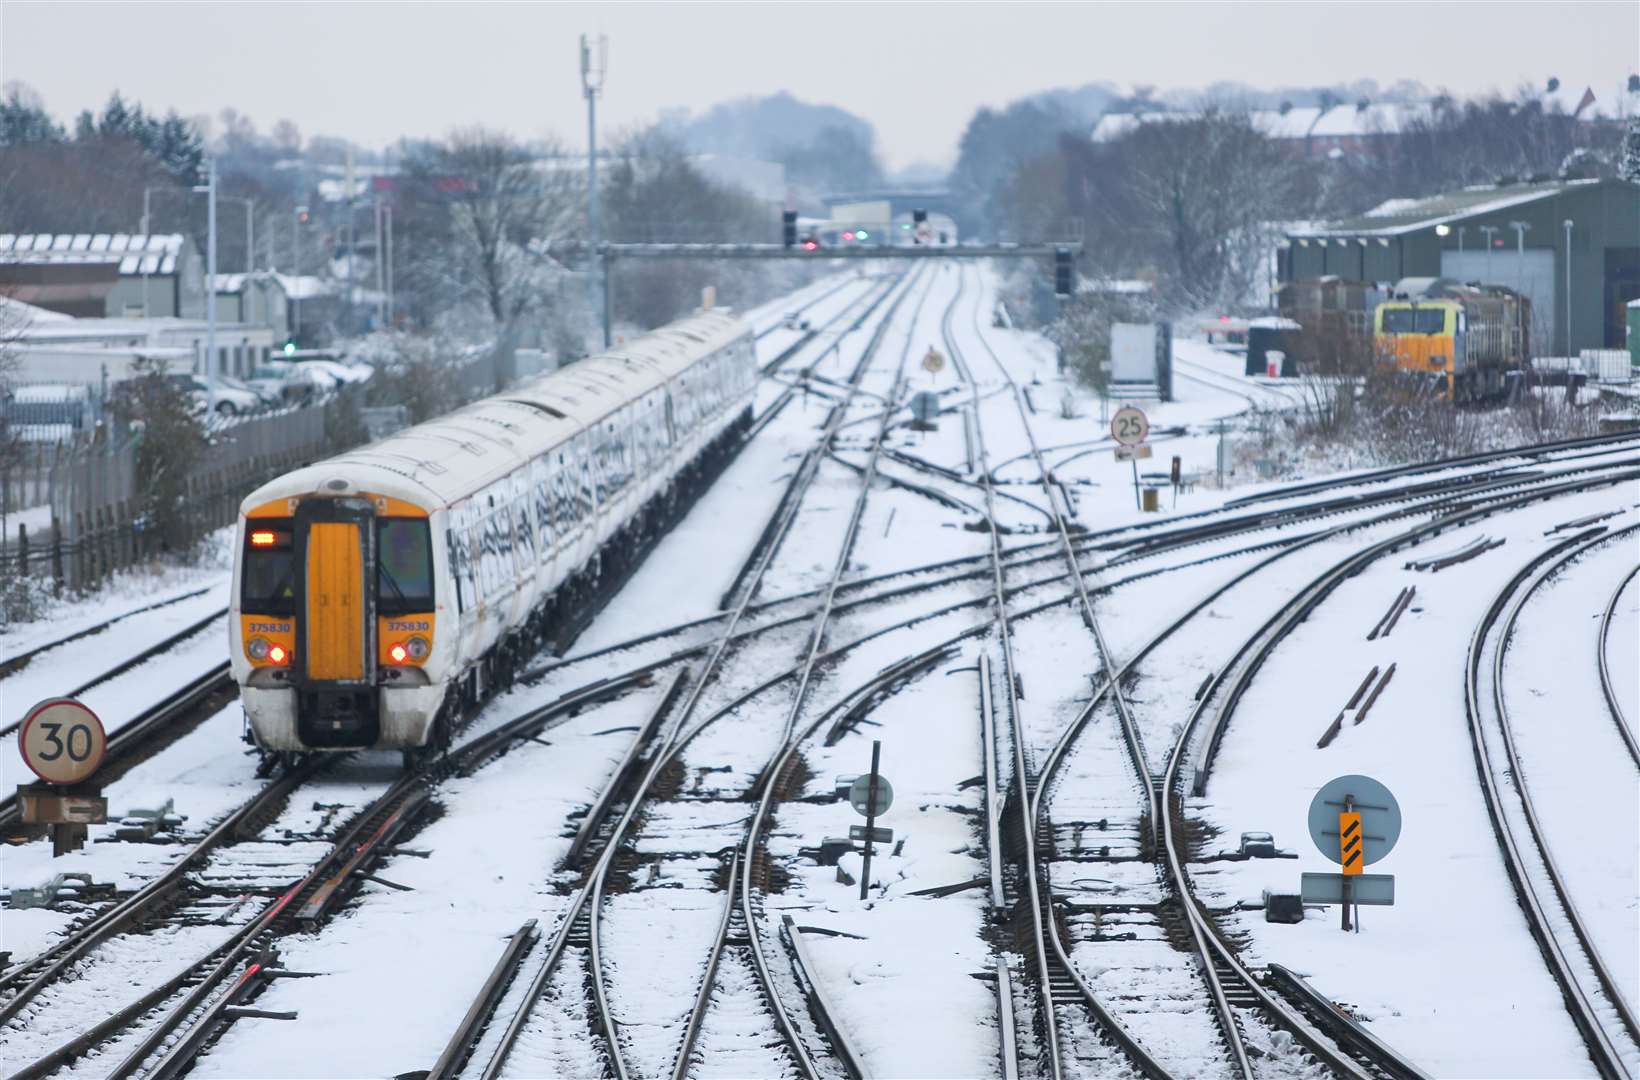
(1282, 178, 1639, 357)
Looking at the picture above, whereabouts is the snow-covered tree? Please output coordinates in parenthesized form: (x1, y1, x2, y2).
(1620, 116, 1640, 183)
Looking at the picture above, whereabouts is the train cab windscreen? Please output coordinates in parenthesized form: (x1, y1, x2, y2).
(377, 518, 434, 615)
(1382, 308, 1447, 334)
(242, 522, 296, 614)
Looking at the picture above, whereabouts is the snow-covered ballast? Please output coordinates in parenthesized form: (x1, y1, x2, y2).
(229, 310, 756, 764)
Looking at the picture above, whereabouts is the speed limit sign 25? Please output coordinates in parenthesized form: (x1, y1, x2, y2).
(18, 698, 107, 785)
(1111, 405, 1149, 447)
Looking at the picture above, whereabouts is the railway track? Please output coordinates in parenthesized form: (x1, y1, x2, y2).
(6, 261, 1638, 1079)
(1466, 524, 1640, 1080)
(0, 277, 903, 1078)
(431, 267, 930, 1080)
(0, 585, 217, 682)
(1598, 560, 1640, 767)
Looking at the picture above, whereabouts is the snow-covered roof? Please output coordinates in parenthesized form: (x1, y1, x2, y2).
(0, 233, 184, 275)
(1535, 77, 1639, 120)
(1091, 103, 1427, 144)
(272, 273, 332, 300)
(0, 294, 74, 324)
(1293, 178, 1613, 238)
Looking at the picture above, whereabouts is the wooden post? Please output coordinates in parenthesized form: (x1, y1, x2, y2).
(50, 517, 63, 595)
(17, 522, 27, 575)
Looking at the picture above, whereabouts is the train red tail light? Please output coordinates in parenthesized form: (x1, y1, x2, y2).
(389, 643, 408, 664)
(268, 644, 288, 665)
(250, 530, 277, 546)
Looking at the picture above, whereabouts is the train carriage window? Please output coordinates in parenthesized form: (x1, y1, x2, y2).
(533, 460, 555, 554)
(447, 526, 467, 613)
(377, 519, 434, 616)
(577, 440, 596, 518)
(512, 474, 535, 567)
(555, 453, 578, 528)
(241, 520, 295, 615)
(1415, 308, 1447, 334)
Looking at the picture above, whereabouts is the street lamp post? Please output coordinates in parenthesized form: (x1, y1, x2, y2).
(1507, 221, 1530, 296)
(1563, 219, 1574, 356)
(581, 32, 609, 348)
(1478, 225, 1499, 283)
(191, 159, 218, 409)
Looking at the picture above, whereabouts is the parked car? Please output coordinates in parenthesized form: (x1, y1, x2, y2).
(172, 374, 263, 417)
(295, 358, 372, 386)
(248, 362, 333, 404)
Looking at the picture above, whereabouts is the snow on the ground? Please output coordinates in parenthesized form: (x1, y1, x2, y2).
(1197, 489, 1637, 1078)
(8, 263, 1638, 1080)
(0, 526, 233, 664)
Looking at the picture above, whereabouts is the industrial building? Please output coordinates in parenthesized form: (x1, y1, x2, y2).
(1281, 178, 1640, 356)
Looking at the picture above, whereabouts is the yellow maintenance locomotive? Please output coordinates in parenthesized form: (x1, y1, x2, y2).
(1374, 278, 1531, 401)
(229, 310, 756, 768)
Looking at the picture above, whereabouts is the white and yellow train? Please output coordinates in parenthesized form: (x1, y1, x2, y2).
(230, 310, 756, 767)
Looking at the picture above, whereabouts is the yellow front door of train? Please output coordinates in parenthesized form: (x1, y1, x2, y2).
(296, 497, 376, 689)
(304, 521, 366, 681)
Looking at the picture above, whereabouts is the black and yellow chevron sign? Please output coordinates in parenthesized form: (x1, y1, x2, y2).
(1338, 811, 1364, 875)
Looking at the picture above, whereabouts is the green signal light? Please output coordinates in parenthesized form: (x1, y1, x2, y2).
(283, 341, 296, 356)
(857, 229, 869, 240)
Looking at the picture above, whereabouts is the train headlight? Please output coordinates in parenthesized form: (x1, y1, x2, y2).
(406, 636, 430, 661)
(247, 637, 271, 661)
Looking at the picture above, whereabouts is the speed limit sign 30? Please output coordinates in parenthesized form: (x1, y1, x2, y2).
(19, 698, 107, 785)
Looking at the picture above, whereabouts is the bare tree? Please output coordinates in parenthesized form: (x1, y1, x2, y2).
(397, 128, 583, 383)
(1122, 108, 1296, 309)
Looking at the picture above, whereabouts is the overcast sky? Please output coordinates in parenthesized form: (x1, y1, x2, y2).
(2, 2, 1635, 170)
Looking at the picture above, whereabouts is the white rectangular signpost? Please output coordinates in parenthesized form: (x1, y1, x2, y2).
(1301, 872, 1395, 905)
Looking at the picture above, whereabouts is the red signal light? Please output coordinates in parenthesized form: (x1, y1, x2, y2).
(250, 530, 277, 546)
(268, 644, 288, 664)
(842, 231, 855, 242)
(389, 643, 408, 664)
(802, 240, 818, 251)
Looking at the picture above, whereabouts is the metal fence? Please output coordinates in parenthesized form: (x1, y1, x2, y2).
(3, 348, 507, 595)
(5, 394, 339, 593)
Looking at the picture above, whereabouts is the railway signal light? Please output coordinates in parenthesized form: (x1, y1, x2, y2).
(857, 228, 869, 240)
(1054, 248, 1075, 296)
(782, 210, 798, 248)
(802, 238, 819, 252)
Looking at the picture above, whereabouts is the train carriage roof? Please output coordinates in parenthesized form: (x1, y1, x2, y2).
(238, 308, 750, 516)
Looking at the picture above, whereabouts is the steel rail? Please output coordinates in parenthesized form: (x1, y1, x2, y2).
(954, 264, 1233, 1078)
(0, 606, 228, 739)
(945, 265, 1170, 1079)
(668, 261, 933, 1080)
(4, 672, 644, 1080)
(0, 585, 215, 681)
(751, 273, 866, 340)
(1161, 471, 1640, 1080)
(0, 729, 314, 1024)
(1480, 527, 1640, 1076)
(477, 268, 927, 1080)
(536, 434, 1640, 689)
(1598, 561, 1640, 768)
